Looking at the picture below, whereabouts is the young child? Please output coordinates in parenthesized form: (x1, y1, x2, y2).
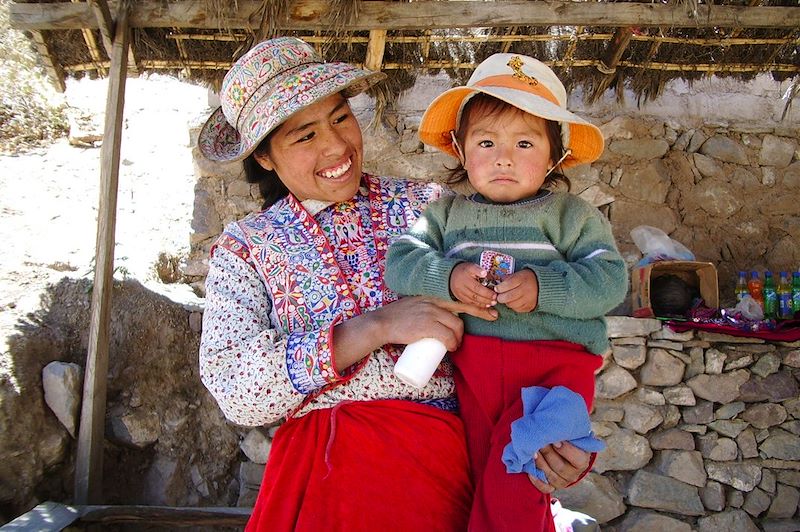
(385, 53, 628, 531)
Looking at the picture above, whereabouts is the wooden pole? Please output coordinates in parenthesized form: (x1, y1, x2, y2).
(74, 3, 129, 506)
(364, 29, 387, 71)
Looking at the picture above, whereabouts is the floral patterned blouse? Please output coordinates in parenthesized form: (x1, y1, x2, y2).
(199, 175, 457, 427)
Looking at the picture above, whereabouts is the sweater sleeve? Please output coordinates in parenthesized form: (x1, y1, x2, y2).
(526, 196, 629, 320)
(385, 195, 461, 301)
(200, 245, 344, 426)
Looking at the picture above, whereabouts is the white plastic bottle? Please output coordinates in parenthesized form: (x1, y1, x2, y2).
(393, 338, 448, 389)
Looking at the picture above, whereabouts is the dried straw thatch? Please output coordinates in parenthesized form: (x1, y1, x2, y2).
(9, 0, 800, 110)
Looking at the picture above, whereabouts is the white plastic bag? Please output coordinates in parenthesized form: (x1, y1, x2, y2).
(735, 295, 764, 321)
(630, 225, 695, 266)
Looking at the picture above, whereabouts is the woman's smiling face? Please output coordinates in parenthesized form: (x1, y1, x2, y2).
(254, 93, 364, 203)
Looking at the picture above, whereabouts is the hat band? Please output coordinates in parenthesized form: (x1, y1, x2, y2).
(234, 61, 322, 130)
(474, 75, 561, 107)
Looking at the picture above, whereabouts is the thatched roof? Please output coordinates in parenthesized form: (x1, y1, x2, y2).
(10, 0, 800, 105)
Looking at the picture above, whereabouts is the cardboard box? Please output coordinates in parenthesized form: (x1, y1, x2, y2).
(631, 260, 719, 318)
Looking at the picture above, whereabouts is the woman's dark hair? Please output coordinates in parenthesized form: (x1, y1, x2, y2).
(243, 133, 289, 209)
(445, 93, 570, 191)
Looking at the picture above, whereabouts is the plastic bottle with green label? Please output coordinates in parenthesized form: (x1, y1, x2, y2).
(763, 271, 777, 319)
(792, 271, 800, 315)
(777, 271, 792, 319)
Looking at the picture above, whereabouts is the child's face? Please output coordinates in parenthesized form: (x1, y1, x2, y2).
(462, 107, 553, 204)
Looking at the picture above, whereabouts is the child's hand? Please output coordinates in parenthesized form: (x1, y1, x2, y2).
(450, 263, 497, 307)
(494, 269, 539, 312)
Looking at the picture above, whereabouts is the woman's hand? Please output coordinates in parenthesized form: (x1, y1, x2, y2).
(527, 441, 591, 493)
(378, 296, 497, 351)
(333, 296, 497, 371)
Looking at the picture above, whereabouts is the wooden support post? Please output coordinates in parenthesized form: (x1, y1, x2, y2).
(365, 29, 387, 71)
(73, 4, 130, 506)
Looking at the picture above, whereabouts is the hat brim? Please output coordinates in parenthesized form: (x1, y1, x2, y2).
(198, 65, 386, 163)
(419, 86, 604, 168)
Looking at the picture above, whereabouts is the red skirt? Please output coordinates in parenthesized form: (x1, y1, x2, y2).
(246, 399, 473, 532)
(452, 336, 602, 532)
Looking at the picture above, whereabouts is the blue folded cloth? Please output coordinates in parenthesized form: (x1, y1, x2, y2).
(501, 385, 606, 483)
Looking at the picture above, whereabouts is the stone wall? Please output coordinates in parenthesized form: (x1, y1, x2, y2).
(184, 74, 800, 309)
(554, 317, 800, 531)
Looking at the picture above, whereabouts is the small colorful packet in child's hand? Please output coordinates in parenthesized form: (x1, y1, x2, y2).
(480, 250, 515, 288)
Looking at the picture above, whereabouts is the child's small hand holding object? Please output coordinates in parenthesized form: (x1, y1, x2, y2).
(494, 269, 539, 313)
(450, 263, 497, 307)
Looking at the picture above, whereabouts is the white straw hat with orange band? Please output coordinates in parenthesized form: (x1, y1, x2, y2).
(418, 53, 604, 169)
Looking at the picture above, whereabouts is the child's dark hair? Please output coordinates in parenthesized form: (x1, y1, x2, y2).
(445, 93, 570, 191)
(243, 134, 289, 209)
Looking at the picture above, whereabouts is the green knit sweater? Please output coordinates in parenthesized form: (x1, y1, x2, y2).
(385, 190, 628, 354)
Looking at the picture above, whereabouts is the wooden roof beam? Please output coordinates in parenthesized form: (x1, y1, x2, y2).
(10, 1, 800, 31)
(597, 27, 634, 75)
(29, 30, 66, 92)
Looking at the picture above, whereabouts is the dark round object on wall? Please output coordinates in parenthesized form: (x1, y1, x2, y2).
(651, 274, 698, 317)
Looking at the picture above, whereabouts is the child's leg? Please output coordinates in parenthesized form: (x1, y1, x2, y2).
(451, 334, 505, 488)
(454, 338, 602, 532)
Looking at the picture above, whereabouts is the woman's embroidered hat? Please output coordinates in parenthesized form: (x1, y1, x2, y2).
(199, 37, 386, 162)
(419, 53, 604, 168)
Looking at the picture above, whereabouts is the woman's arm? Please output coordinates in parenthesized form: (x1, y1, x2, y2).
(200, 246, 306, 426)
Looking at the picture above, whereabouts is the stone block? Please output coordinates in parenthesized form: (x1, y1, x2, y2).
(641, 349, 685, 386)
(606, 316, 662, 338)
(596, 365, 637, 400)
(626, 470, 704, 516)
(552, 473, 626, 524)
(766, 484, 800, 519)
(593, 428, 652, 474)
(618, 510, 691, 532)
(650, 428, 695, 451)
(760, 428, 800, 460)
(706, 462, 762, 491)
(743, 487, 771, 517)
(653, 450, 707, 487)
(742, 403, 788, 429)
(699, 135, 749, 165)
(612, 344, 646, 370)
(687, 370, 750, 404)
(700, 480, 726, 512)
(697, 509, 759, 532)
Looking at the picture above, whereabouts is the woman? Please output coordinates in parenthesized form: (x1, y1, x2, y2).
(198, 37, 592, 531)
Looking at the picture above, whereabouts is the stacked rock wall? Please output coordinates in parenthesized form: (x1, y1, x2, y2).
(554, 317, 800, 531)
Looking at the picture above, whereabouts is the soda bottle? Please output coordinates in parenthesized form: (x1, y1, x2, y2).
(793, 271, 800, 315)
(747, 270, 764, 310)
(763, 271, 777, 319)
(735, 271, 749, 303)
(777, 271, 792, 319)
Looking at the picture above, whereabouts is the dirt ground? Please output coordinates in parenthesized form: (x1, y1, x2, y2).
(0, 76, 243, 521)
(0, 75, 209, 352)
